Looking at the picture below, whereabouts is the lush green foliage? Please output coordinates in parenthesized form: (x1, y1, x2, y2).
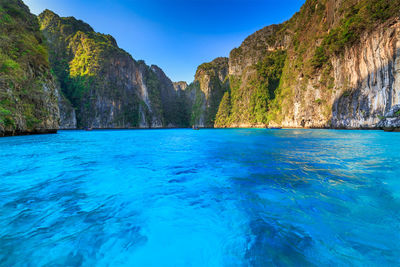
(313, 0, 400, 69)
(311, 45, 329, 69)
(40, 10, 188, 128)
(205, 77, 229, 126)
(188, 58, 229, 127)
(197, 58, 228, 75)
(261, 0, 400, 126)
(39, 10, 144, 127)
(214, 91, 231, 127)
(214, 50, 287, 126)
(186, 82, 204, 126)
(41, 18, 117, 109)
(252, 50, 287, 123)
(143, 65, 163, 125)
(255, 50, 287, 99)
(0, 0, 55, 133)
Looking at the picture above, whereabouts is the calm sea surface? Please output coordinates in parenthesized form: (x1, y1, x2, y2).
(0, 129, 399, 266)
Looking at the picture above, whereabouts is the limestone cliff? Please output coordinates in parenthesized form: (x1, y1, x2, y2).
(274, 1, 400, 129)
(0, 0, 59, 136)
(173, 81, 188, 92)
(39, 10, 187, 129)
(150, 66, 190, 127)
(330, 19, 400, 129)
(58, 93, 76, 129)
(194, 0, 400, 129)
(185, 57, 229, 127)
(377, 104, 400, 131)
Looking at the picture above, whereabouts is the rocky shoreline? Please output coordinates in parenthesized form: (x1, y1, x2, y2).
(0, 129, 58, 138)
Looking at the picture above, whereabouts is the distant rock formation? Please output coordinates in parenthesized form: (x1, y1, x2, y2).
(173, 81, 188, 92)
(58, 94, 77, 129)
(189, 0, 400, 129)
(185, 57, 229, 127)
(39, 10, 189, 129)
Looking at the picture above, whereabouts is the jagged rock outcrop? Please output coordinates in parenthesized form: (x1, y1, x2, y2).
(331, 19, 400, 128)
(150, 65, 190, 127)
(279, 15, 400, 129)
(193, 0, 400, 129)
(58, 93, 77, 129)
(377, 104, 400, 130)
(229, 24, 290, 77)
(185, 57, 229, 127)
(173, 81, 188, 92)
(273, 0, 400, 129)
(39, 10, 188, 129)
(0, 0, 59, 137)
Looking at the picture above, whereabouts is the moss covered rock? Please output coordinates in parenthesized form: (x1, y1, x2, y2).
(0, 0, 59, 136)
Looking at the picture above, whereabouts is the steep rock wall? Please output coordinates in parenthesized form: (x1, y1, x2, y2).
(58, 93, 77, 129)
(0, 0, 59, 137)
(185, 57, 229, 127)
(173, 81, 188, 92)
(197, 0, 400, 129)
(331, 19, 400, 128)
(277, 18, 400, 129)
(151, 66, 190, 127)
(39, 10, 187, 129)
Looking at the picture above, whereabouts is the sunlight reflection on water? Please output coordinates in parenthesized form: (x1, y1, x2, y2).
(0, 129, 399, 266)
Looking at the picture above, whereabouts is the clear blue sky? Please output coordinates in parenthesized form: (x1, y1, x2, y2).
(25, 0, 305, 83)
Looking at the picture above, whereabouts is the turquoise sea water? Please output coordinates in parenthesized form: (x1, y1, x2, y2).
(0, 129, 399, 266)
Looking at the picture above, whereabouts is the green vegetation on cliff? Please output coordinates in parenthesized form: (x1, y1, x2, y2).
(252, 50, 287, 123)
(209, 0, 400, 128)
(39, 10, 144, 128)
(214, 50, 286, 126)
(312, 0, 400, 69)
(186, 57, 229, 127)
(186, 81, 204, 126)
(3, 0, 398, 132)
(150, 65, 190, 127)
(39, 10, 188, 129)
(0, 0, 58, 135)
(214, 91, 231, 127)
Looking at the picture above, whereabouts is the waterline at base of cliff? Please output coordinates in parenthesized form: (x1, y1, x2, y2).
(0, 129, 58, 137)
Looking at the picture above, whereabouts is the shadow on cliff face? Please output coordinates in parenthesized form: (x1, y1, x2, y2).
(331, 57, 397, 129)
(185, 81, 207, 127)
(60, 71, 144, 129)
(331, 86, 372, 128)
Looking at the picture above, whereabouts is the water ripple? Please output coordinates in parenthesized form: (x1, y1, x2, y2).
(0, 129, 399, 266)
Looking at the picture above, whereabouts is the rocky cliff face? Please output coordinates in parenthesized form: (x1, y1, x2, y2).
(276, 15, 400, 129)
(150, 65, 190, 127)
(173, 81, 188, 92)
(185, 57, 229, 127)
(274, 0, 400, 129)
(0, 0, 59, 136)
(330, 19, 400, 129)
(377, 104, 400, 131)
(193, 0, 400, 129)
(39, 10, 187, 129)
(58, 93, 76, 129)
(229, 24, 290, 77)
(4, 0, 399, 133)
